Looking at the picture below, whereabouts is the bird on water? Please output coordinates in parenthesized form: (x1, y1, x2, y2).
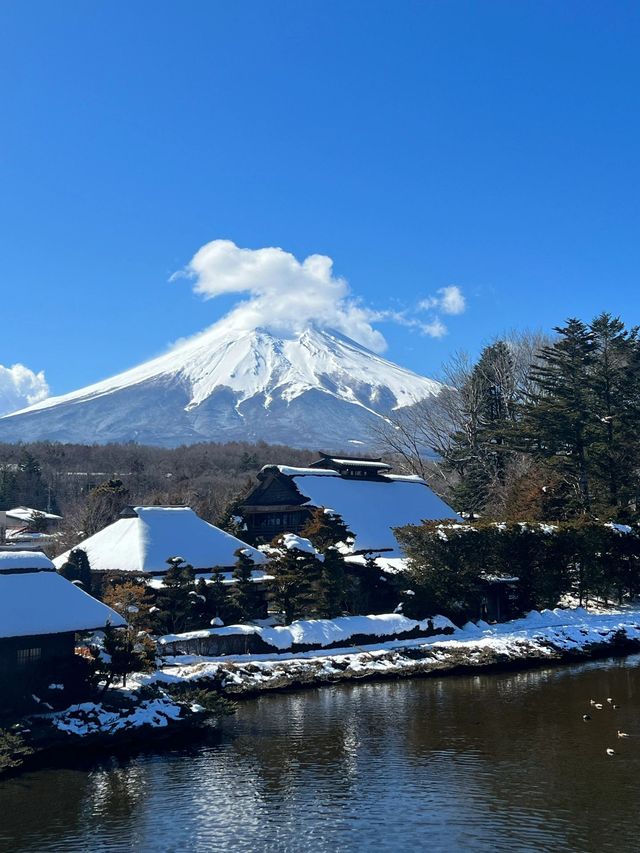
(606, 748, 616, 757)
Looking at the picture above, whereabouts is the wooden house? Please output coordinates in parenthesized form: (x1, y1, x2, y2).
(241, 453, 458, 553)
(53, 505, 266, 577)
(0, 551, 125, 693)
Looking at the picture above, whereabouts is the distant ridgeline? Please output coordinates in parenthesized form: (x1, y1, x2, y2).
(0, 327, 441, 449)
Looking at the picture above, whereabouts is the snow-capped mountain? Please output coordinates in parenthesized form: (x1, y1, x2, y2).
(0, 325, 442, 448)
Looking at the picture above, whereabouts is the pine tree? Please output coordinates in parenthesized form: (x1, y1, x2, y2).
(28, 510, 49, 533)
(0, 465, 18, 511)
(190, 578, 211, 626)
(100, 626, 155, 689)
(82, 478, 130, 536)
(229, 549, 264, 621)
(16, 450, 48, 509)
(207, 566, 231, 623)
(445, 341, 518, 516)
(588, 313, 640, 515)
(316, 547, 347, 618)
(58, 548, 92, 592)
(517, 319, 596, 515)
(18, 450, 41, 477)
(299, 508, 352, 552)
(268, 537, 321, 624)
(151, 557, 197, 634)
(217, 479, 254, 539)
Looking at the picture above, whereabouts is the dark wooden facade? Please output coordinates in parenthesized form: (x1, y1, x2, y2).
(241, 468, 311, 542)
(478, 578, 519, 623)
(310, 452, 392, 479)
(0, 632, 76, 700)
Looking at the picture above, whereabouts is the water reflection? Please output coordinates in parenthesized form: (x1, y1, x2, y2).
(1, 657, 640, 852)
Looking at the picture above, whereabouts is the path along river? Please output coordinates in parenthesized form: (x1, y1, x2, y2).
(1, 654, 640, 852)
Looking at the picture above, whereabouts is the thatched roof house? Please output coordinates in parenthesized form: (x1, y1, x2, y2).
(53, 505, 266, 576)
(0, 550, 125, 692)
(241, 453, 459, 554)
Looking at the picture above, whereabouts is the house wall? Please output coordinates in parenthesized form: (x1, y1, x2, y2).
(0, 633, 76, 683)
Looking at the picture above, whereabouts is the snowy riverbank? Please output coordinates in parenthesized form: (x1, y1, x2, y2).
(134, 606, 640, 696)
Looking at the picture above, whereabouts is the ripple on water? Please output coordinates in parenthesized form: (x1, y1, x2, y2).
(2, 657, 640, 852)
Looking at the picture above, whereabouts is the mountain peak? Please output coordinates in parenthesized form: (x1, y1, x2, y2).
(0, 324, 442, 449)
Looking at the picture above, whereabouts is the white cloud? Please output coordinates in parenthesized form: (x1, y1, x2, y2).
(418, 285, 466, 316)
(175, 239, 386, 352)
(175, 239, 466, 352)
(420, 318, 448, 338)
(438, 285, 466, 315)
(0, 363, 49, 416)
(372, 309, 448, 339)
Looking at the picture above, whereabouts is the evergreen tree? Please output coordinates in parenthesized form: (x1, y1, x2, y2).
(299, 508, 352, 552)
(268, 537, 321, 624)
(445, 341, 518, 516)
(151, 557, 197, 634)
(0, 465, 18, 511)
(207, 566, 231, 623)
(28, 510, 49, 533)
(217, 479, 253, 539)
(230, 549, 264, 621)
(517, 319, 596, 515)
(316, 547, 347, 618)
(18, 451, 40, 476)
(190, 578, 211, 626)
(16, 450, 48, 509)
(99, 626, 155, 689)
(588, 313, 640, 515)
(82, 478, 130, 536)
(58, 548, 92, 592)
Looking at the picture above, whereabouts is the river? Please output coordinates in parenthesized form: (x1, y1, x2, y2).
(1, 655, 640, 852)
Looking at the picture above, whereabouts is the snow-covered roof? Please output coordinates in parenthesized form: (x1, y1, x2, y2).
(53, 506, 266, 574)
(6, 506, 63, 521)
(328, 458, 392, 469)
(0, 551, 126, 638)
(0, 550, 57, 572)
(266, 465, 338, 477)
(276, 469, 458, 555)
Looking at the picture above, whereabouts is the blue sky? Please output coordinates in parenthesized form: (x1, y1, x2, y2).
(1, 1, 639, 407)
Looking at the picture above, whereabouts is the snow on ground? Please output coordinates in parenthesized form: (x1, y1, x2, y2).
(135, 606, 640, 696)
(158, 613, 456, 651)
(51, 698, 186, 736)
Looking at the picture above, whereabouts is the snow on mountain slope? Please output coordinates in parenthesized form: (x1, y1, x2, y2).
(0, 325, 442, 448)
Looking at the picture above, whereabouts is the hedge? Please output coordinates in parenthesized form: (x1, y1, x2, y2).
(394, 520, 640, 622)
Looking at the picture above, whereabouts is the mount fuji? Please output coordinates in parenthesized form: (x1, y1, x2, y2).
(0, 325, 442, 449)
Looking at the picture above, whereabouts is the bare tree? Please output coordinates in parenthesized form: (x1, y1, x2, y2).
(371, 330, 553, 509)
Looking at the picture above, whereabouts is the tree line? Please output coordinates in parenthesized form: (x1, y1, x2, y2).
(0, 441, 314, 552)
(396, 519, 640, 624)
(377, 313, 640, 523)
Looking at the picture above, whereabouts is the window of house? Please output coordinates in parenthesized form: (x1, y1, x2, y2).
(16, 647, 42, 667)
